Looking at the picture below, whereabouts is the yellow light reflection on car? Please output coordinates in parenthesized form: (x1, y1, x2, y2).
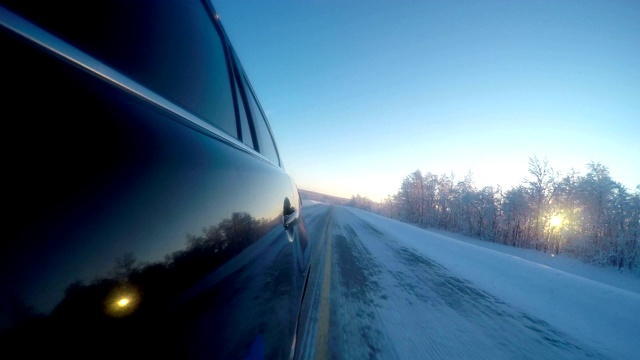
(105, 283, 140, 317)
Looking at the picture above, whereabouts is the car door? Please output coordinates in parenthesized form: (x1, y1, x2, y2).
(0, 0, 309, 358)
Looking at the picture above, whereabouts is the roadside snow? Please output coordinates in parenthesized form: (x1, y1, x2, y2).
(302, 199, 324, 207)
(346, 207, 640, 360)
(417, 227, 640, 295)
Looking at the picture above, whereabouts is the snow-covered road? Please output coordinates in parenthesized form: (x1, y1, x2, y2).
(296, 204, 640, 359)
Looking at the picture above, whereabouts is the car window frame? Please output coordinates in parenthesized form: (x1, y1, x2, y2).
(204, 0, 282, 168)
(0, 2, 283, 169)
(227, 47, 282, 167)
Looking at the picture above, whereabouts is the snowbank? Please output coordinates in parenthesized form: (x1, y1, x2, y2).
(348, 207, 640, 360)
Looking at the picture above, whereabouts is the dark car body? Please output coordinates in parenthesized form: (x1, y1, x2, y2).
(0, 0, 310, 358)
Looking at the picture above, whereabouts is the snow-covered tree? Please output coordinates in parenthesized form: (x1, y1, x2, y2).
(379, 158, 637, 271)
(524, 156, 559, 251)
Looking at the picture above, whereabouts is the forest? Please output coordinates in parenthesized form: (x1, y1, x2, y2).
(348, 157, 640, 272)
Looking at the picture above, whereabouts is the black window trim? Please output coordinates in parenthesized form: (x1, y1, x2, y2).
(228, 48, 258, 152)
(229, 48, 282, 168)
(205, 1, 283, 168)
(202, 0, 248, 147)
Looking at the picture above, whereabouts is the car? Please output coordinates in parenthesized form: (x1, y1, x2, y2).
(0, 0, 311, 358)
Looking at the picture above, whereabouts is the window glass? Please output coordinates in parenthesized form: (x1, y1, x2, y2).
(6, 0, 237, 137)
(235, 83, 254, 149)
(253, 102, 279, 165)
(231, 50, 279, 164)
(244, 79, 279, 165)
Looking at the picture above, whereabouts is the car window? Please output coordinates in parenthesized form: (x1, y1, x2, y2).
(250, 91, 279, 165)
(234, 81, 255, 149)
(229, 48, 279, 164)
(239, 71, 280, 165)
(3, 0, 238, 138)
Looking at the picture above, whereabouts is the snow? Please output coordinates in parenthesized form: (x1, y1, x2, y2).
(420, 227, 640, 294)
(301, 199, 324, 207)
(343, 206, 640, 360)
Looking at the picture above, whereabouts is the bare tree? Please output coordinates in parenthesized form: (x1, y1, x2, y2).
(379, 158, 638, 272)
(525, 156, 559, 251)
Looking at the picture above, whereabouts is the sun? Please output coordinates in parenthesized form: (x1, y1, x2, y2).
(550, 216, 563, 227)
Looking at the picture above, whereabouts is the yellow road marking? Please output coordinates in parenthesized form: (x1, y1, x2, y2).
(314, 209, 333, 360)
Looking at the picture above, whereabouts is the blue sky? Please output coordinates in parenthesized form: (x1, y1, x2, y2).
(214, 0, 639, 201)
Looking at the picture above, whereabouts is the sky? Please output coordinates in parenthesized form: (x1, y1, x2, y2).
(213, 0, 639, 201)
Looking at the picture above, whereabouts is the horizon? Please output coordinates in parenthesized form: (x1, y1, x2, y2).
(298, 159, 640, 203)
(300, 157, 639, 203)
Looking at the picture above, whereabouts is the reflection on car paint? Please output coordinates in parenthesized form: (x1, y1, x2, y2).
(0, 1, 311, 358)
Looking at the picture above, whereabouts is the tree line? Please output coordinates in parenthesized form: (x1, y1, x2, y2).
(348, 157, 640, 271)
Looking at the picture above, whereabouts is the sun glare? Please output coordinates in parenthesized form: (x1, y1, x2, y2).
(550, 216, 563, 227)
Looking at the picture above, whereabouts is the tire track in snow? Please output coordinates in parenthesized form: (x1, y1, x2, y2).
(331, 220, 398, 359)
(299, 205, 612, 359)
(352, 209, 611, 360)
